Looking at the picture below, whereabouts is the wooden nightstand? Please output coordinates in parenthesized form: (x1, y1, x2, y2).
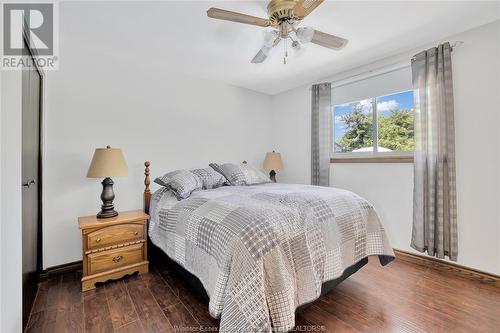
(78, 210, 149, 291)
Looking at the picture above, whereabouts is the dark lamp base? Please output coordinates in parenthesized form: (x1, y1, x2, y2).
(97, 209, 118, 219)
(96, 177, 118, 219)
(269, 170, 277, 183)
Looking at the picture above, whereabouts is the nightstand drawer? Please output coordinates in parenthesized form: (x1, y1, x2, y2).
(87, 223, 144, 250)
(88, 243, 144, 275)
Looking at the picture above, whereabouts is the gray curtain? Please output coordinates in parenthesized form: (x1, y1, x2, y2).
(311, 83, 331, 186)
(411, 42, 458, 261)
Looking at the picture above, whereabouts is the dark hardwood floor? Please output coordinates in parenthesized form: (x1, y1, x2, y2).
(26, 257, 500, 333)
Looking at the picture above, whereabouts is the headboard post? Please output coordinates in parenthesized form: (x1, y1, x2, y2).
(144, 161, 151, 215)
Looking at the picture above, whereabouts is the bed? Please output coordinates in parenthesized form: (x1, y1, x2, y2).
(142, 161, 394, 333)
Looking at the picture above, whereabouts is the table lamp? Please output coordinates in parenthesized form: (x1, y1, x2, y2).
(87, 146, 128, 218)
(263, 151, 283, 182)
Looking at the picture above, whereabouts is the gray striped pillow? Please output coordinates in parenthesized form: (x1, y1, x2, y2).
(154, 167, 227, 200)
(209, 163, 271, 186)
(154, 169, 202, 199)
(190, 167, 227, 189)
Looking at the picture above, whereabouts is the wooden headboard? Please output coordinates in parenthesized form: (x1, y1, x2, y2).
(143, 161, 151, 215)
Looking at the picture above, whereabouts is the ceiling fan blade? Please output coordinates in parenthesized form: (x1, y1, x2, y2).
(251, 49, 268, 63)
(310, 30, 348, 50)
(293, 0, 324, 19)
(251, 35, 281, 64)
(207, 8, 271, 27)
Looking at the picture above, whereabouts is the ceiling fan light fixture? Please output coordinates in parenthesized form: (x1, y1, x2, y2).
(296, 27, 315, 43)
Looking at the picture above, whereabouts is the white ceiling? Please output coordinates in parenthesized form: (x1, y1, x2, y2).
(61, 1, 500, 95)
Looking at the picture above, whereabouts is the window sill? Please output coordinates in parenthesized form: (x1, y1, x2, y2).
(330, 155, 414, 163)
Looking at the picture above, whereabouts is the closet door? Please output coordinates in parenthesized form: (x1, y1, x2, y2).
(21, 54, 42, 328)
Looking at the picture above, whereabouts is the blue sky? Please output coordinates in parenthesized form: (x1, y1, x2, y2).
(333, 90, 414, 142)
(377, 90, 414, 116)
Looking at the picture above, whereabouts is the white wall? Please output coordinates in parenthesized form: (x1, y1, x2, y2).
(451, 21, 500, 274)
(43, 42, 273, 268)
(0, 69, 2, 333)
(0, 71, 23, 333)
(271, 20, 500, 275)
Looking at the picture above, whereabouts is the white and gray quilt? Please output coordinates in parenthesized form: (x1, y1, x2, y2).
(149, 183, 394, 333)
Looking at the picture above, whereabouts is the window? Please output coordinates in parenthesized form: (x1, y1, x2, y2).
(332, 90, 414, 158)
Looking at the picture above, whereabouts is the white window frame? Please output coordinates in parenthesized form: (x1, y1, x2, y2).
(331, 89, 414, 162)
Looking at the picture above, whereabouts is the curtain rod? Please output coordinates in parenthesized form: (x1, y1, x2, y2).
(311, 41, 464, 90)
(410, 40, 463, 62)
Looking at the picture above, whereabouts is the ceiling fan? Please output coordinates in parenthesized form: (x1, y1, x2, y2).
(207, 0, 348, 64)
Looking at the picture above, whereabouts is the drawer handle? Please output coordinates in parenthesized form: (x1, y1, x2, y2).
(134, 231, 138, 236)
(112, 255, 123, 263)
(95, 238, 101, 243)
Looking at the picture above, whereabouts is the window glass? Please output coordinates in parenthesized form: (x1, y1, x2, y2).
(333, 99, 374, 153)
(332, 90, 414, 155)
(376, 91, 414, 152)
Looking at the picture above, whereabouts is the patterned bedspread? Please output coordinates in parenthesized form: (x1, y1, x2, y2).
(149, 183, 394, 333)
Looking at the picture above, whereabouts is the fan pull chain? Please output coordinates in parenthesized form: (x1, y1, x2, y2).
(283, 38, 288, 64)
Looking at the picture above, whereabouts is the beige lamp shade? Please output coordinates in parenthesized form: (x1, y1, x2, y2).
(263, 151, 283, 172)
(87, 146, 128, 178)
